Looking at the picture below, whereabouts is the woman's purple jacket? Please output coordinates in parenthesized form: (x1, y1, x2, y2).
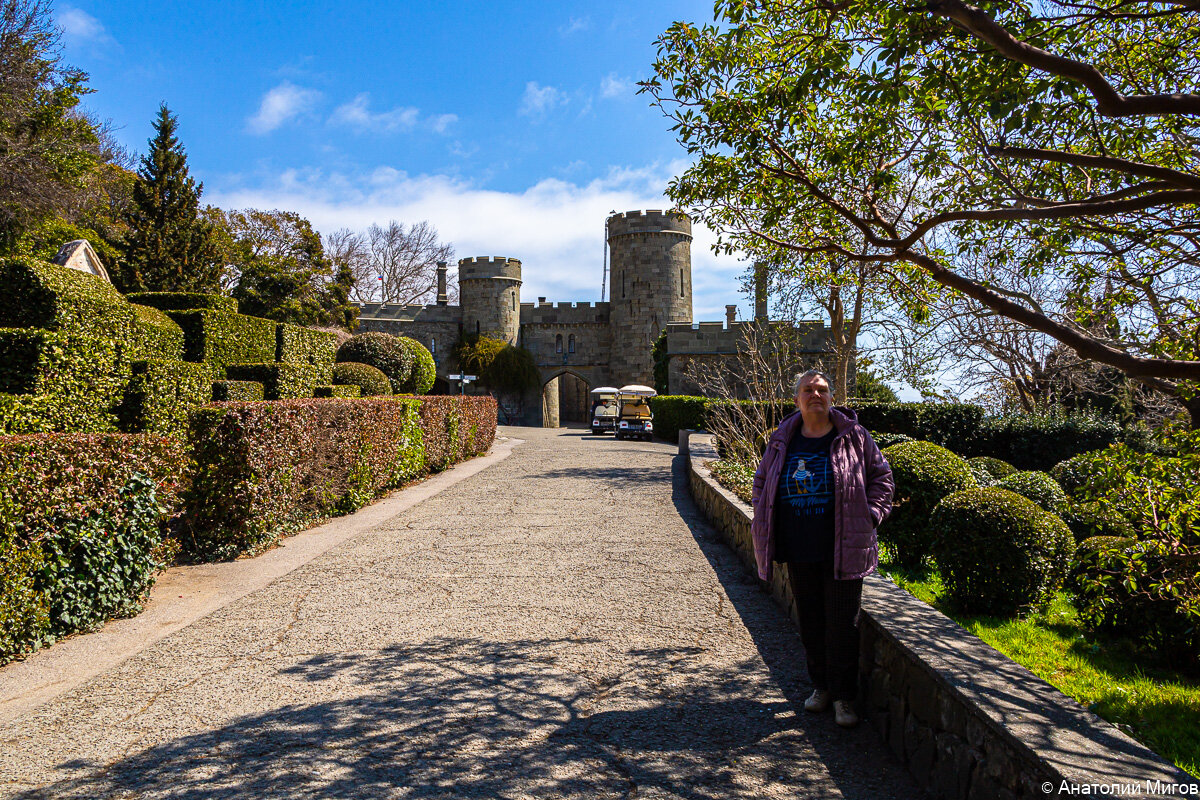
(750, 406, 895, 582)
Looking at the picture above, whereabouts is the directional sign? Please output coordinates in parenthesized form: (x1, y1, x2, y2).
(447, 374, 478, 381)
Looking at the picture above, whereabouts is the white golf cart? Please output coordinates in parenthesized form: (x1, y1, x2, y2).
(614, 384, 657, 441)
(590, 386, 620, 435)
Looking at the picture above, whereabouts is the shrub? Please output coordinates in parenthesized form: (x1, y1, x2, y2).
(650, 395, 710, 442)
(276, 324, 338, 382)
(998, 470, 1069, 515)
(968, 456, 1017, 481)
(125, 292, 238, 314)
(0, 329, 125, 433)
(314, 384, 361, 398)
(1063, 501, 1136, 544)
(129, 304, 184, 361)
(398, 336, 436, 395)
(871, 431, 914, 450)
(482, 344, 539, 394)
(225, 363, 324, 400)
(879, 440, 977, 567)
(336, 332, 413, 394)
(0, 434, 185, 660)
(968, 414, 1120, 471)
(930, 487, 1075, 616)
(651, 395, 710, 442)
(211, 380, 265, 402)
(853, 402, 985, 451)
(0, 257, 136, 343)
(180, 398, 425, 560)
(167, 309, 277, 377)
(117, 359, 212, 436)
(332, 362, 392, 397)
(709, 459, 754, 504)
(0, 393, 117, 435)
(418, 396, 498, 473)
(1072, 537, 1200, 667)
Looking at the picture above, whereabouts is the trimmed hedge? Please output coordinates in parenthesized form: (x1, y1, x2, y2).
(399, 336, 436, 395)
(0, 328, 125, 433)
(417, 395, 498, 473)
(276, 324, 337, 382)
(125, 292, 238, 314)
(211, 380, 265, 402)
(117, 360, 212, 436)
(968, 414, 1121, 471)
(180, 398, 426, 559)
(880, 440, 977, 567)
(968, 456, 1017, 481)
(314, 384, 362, 398)
(853, 402, 986, 451)
(0, 257, 136, 344)
(649, 395, 709, 441)
(167, 309, 277, 377)
(333, 362, 392, 396)
(0, 393, 116, 435)
(997, 470, 1069, 516)
(128, 304, 184, 362)
(930, 487, 1075, 616)
(225, 363, 324, 400)
(336, 332, 413, 394)
(0, 434, 186, 660)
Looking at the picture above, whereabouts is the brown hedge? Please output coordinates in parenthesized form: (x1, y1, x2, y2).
(416, 395, 498, 473)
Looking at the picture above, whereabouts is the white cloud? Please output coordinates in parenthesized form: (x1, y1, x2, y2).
(330, 94, 420, 133)
(600, 73, 633, 99)
(58, 6, 115, 48)
(430, 113, 458, 134)
(247, 82, 321, 135)
(559, 16, 590, 35)
(206, 162, 747, 321)
(518, 82, 566, 118)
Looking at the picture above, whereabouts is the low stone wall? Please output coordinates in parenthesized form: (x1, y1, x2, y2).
(682, 431, 1197, 800)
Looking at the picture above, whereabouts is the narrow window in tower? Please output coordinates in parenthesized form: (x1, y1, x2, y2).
(512, 292, 516, 311)
(555, 334, 563, 353)
(430, 337, 436, 354)
(568, 334, 575, 354)
(680, 269, 685, 297)
(622, 272, 626, 299)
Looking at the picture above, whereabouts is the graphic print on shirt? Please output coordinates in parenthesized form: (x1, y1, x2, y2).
(780, 446, 832, 514)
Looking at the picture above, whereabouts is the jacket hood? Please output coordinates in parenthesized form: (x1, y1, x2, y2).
(770, 405, 859, 445)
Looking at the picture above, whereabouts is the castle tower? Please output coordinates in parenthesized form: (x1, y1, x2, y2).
(606, 210, 693, 385)
(458, 256, 522, 345)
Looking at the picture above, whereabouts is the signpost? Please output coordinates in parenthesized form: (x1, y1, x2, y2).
(447, 374, 477, 396)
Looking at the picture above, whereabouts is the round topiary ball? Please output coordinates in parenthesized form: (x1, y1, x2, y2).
(930, 487, 1075, 616)
(967, 456, 1018, 481)
(397, 336, 436, 395)
(336, 333, 412, 393)
(998, 470, 1069, 515)
(879, 440, 977, 568)
(332, 362, 392, 396)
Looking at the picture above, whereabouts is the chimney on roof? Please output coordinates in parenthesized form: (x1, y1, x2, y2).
(725, 305, 737, 327)
(538, 296, 546, 304)
(436, 262, 448, 306)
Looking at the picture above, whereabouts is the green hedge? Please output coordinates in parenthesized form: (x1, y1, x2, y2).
(314, 384, 362, 398)
(0, 329, 125, 432)
(853, 402, 986, 451)
(880, 440, 977, 567)
(180, 398, 425, 559)
(276, 324, 337, 382)
(128, 304, 185, 361)
(167, 310, 277, 377)
(417, 396, 498, 473)
(117, 360, 212, 436)
(398, 336, 436, 394)
(211, 380, 265, 402)
(649, 396, 709, 441)
(0, 257, 136, 344)
(0, 434, 185, 661)
(225, 363, 324, 400)
(0, 393, 116, 435)
(333, 362, 392, 396)
(336, 332, 413, 394)
(125, 292, 238, 314)
(967, 414, 1120, 471)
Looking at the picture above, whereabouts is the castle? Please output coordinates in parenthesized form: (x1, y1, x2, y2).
(356, 210, 830, 426)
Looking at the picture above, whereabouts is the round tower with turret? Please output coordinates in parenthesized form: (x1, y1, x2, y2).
(606, 210, 693, 385)
(458, 256, 522, 345)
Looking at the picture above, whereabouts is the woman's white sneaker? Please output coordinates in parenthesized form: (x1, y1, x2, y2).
(834, 700, 859, 728)
(803, 689, 830, 712)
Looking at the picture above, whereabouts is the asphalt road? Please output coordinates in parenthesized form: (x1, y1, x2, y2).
(0, 426, 922, 799)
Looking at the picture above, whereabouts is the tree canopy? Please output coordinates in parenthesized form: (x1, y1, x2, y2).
(645, 0, 1200, 422)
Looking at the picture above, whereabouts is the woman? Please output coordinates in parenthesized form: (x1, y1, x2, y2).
(751, 370, 894, 727)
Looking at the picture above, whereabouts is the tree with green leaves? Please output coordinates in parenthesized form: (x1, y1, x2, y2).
(120, 105, 220, 293)
(646, 1, 1200, 424)
(0, 0, 102, 253)
(207, 207, 357, 328)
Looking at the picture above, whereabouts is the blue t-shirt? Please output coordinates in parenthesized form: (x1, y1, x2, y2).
(773, 429, 836, 563)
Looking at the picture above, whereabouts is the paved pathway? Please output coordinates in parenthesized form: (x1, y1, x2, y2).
(0, 426, 922, 799)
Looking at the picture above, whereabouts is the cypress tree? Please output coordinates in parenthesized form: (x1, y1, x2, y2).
(120, 104, 219, 293)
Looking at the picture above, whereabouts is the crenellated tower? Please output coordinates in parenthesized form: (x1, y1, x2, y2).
(606, 210, 693, 385)
(459, 256, 522, 345)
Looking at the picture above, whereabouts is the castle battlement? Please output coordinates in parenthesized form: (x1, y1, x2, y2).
(358, 302, 463, 324)
(521, 301, 611, 326)
(666, 319, 830, 356)
(459, 256, 522, 282)
(606, 209, 692, 239)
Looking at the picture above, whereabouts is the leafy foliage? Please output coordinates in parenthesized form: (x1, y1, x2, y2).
(332, 362, 392, 397)
(879, 440, 977, 567)
(397, 336, 436, 395)
(649, 395, 710, 442)
(930, 487, 1074, 616)
(417, 396, 498, 473)
(997, 471, 1069, 516)
(336, 332, 413, 394)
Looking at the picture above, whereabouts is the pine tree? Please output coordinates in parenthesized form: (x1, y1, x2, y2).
(120, 104, 219, 293)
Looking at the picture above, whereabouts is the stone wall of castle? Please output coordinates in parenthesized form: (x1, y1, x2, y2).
(665, 320, 831, 397)
(459, 256, 522, 345)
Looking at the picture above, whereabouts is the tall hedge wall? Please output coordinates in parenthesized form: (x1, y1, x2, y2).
(117, 360, 212, 436)
(0, 257, 136, 344)
(129, 304, 184, 362)
(0, 329, 125, 433)
(417, 395, 498, 473)
(225, 363, 326, 400)
(276, 324, 338, 382)
(180, 398, 425, 560)
(0, 434, 186, 661)
(167, 310, 277, 377)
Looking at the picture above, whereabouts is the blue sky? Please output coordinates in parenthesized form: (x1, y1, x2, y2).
(57, 1, 757, 323)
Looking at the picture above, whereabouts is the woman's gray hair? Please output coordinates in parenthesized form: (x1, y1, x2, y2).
(793, 369, 833, 397)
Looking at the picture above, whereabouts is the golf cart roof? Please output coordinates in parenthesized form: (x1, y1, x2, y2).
(591, 386, 620, 395)
(617, 384, 657, 397)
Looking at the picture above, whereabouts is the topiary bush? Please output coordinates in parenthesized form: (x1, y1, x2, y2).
(930, 487, 1075, 616)
(276, 324, 338, 382)
(968, 456, 1017, 481)
(418, 396, 498, 473)
(1062, 501, 1135, 545)
(117, 359, 212, 436)
(167, 309, 277, 377)
(128, 304, 184, 361)
(333, 362, 392, 397)
(398, 336, 436, 395)
(314, 384, 362, 398)
(871, 431, 914, 450)
(125, 292, 237, 314)
(997, 470, 1069, 516)
(854, 402, 985, 451)
(212, 380, 265, 402)
(879, 440, 977, 567)
(967, 414, 1120, 471)
(336, 332, 413, 394)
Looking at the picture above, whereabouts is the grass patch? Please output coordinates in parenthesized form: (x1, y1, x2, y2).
(879, 548, 1200, 780)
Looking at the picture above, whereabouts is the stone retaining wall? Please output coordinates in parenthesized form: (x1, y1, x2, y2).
(682, 431, 1197, 800)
